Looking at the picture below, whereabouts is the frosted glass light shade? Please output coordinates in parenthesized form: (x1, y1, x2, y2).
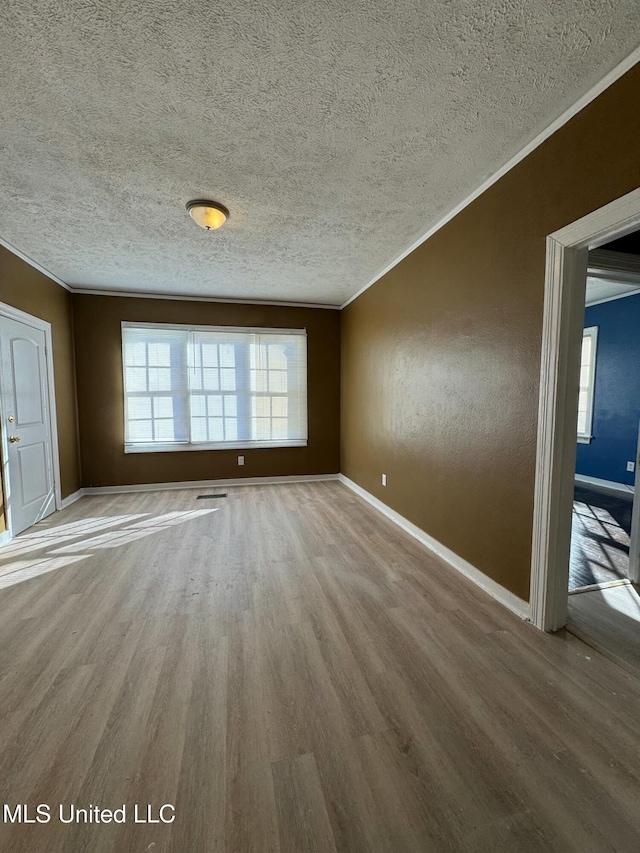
(186, 200, 229, 230)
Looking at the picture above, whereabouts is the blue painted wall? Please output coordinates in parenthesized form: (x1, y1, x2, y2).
(576, 292, 640, 485)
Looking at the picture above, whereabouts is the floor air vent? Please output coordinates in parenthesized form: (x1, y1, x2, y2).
(196, 494, 228, 500)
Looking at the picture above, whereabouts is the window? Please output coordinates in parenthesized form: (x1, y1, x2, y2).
(577, 325, 598, 443)
(122, 323, 307, 452)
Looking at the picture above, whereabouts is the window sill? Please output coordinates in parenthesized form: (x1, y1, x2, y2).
(577, 435, 593, 444)
(124, 440, 308, 454)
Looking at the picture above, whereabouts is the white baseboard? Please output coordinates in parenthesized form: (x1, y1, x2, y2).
(59, 489, 85, 509)
(575, 474, 634, 499)
(82, 473, 339, 496)
(0, 530, 11, 547)
(338, 474, 531, 621)
(19, 474, 531, 622)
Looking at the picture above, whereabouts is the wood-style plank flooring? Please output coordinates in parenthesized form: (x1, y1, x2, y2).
(1, 482, 640, 851)
(568, 582, 640, 675)
(569, 486, 632, 591)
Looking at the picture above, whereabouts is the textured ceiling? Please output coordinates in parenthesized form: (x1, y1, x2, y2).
(1, 2, 639, 306)
(586, 242, 640, 304)
(585, 278, 640, 305)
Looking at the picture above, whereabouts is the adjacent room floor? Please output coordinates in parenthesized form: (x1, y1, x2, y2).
(1, 482, 640, 852)
(567, 485, 640, 673)
(569, 485, 632, 592)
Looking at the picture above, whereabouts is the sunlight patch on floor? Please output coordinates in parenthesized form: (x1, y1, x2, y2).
(595, 582, 640, 619)
(572, 501, 630, 546)
(0, 515, 148, 561)
(52, 510, 218, 554)
(0, 555, 90, 589)
(0, 509, 218, 590)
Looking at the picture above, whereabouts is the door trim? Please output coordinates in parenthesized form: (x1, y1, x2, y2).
(629, 421, 640, 584)
(530, 188, 640, 631)
(0, 302, 62, 536)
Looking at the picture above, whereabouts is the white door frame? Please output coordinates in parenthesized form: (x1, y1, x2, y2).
(530, 187, 640, 631)
(0, 301, 62, 538)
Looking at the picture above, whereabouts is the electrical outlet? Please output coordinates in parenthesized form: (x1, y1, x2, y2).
(382, 473, 387, 486)
(238, 455, 245, 466)
(627, 461, 635, 473)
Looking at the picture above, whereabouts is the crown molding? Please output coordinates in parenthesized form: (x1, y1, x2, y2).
(340, 44, 640, 310)
(587, 249, 640, 281)
(70, 286, 340, 310)
(0, 237, 71, 291)
(3, 43, 640, 313)
(0, 236, 339, 308)
(584, 248, 640, 305)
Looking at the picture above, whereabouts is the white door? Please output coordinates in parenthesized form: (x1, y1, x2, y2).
(0, 315, 55, 535)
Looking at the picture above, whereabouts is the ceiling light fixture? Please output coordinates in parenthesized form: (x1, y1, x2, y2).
(186, 199, 229, 231)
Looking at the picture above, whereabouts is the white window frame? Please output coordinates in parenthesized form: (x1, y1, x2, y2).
(576, 325, 598, 444)
(122, 321, 308, 453)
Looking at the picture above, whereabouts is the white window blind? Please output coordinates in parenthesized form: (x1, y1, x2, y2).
(122, 323, 307, 452)
(577, 325, 598, 442)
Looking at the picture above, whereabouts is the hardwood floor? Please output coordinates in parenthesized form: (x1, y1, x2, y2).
(1, 482, 640, 851)
(569, 486, 632, 591)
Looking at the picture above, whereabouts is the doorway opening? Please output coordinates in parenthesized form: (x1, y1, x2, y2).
(531, 187, 640, 664)
(566, 235, 640, 670)
(0, 302, 61, 541)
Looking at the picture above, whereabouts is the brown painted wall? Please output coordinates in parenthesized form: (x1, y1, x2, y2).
(73, 295, 340, 486)
(0, 247, 82, 501)
(341, 65, 640, 602)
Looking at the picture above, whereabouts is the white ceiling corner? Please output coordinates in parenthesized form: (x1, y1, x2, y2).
(585, 249, 640, 305)
(585, 277, 640, 306)
(1, 1, 640, 306)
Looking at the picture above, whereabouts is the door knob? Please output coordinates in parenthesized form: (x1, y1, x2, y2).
(9, 436, 21, 443)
